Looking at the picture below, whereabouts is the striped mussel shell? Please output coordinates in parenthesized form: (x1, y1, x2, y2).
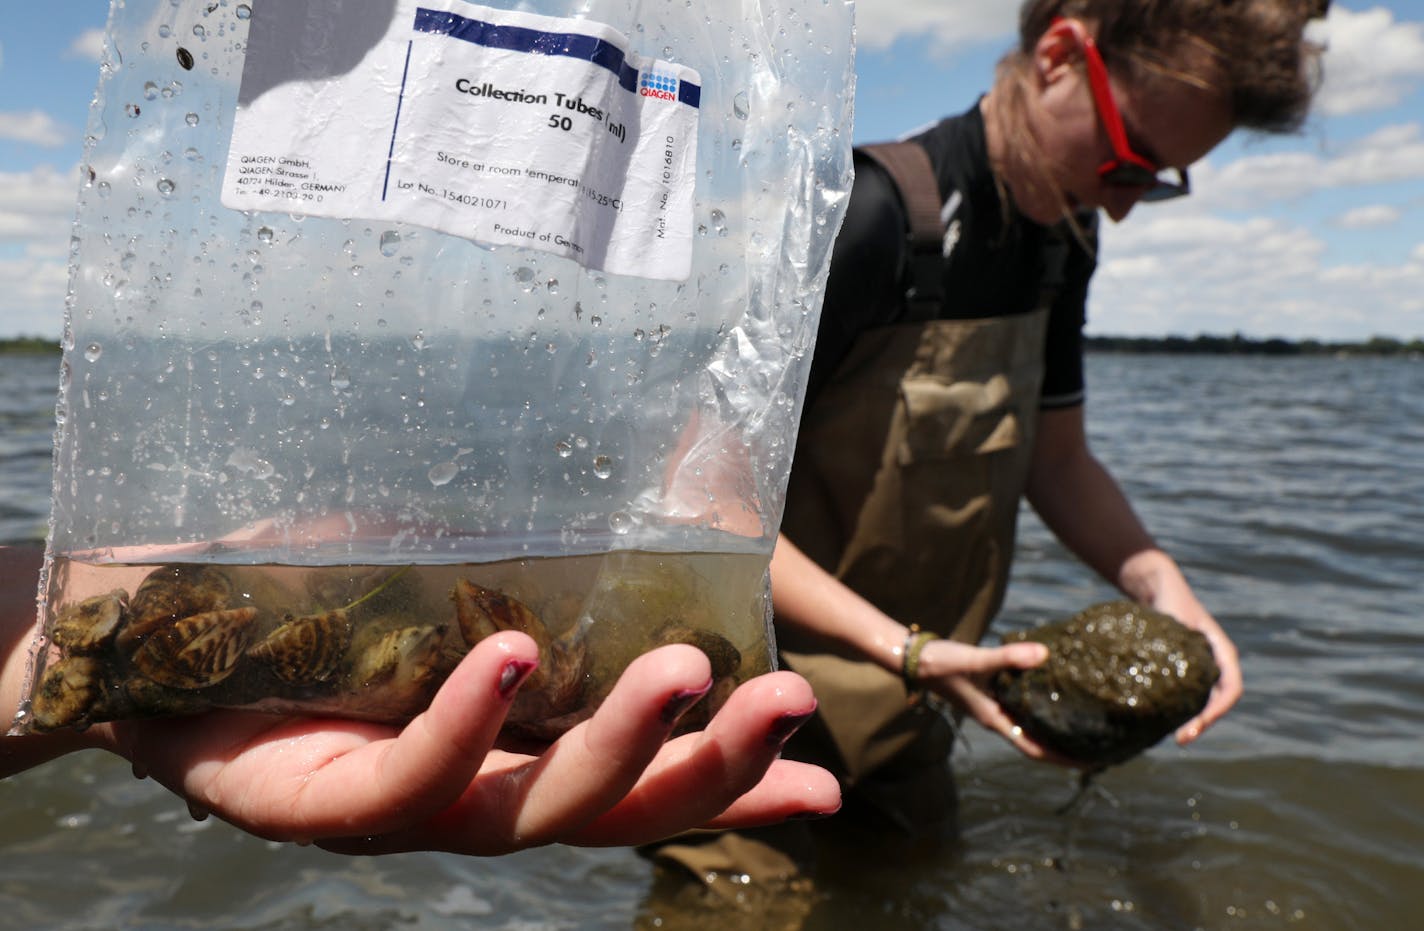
(119, 564, 236, 655)
(130, 606, 259, 690)
(247, 609, 353, 685)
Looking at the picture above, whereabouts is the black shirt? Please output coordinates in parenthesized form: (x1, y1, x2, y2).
(804, 102, 1094, 410)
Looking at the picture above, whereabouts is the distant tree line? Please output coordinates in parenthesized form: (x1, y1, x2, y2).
(0, 337, 61, 354)
(1086, 332, 1424, 356)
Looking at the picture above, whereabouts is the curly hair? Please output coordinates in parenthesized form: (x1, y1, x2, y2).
(1016, 0, 1323, 133)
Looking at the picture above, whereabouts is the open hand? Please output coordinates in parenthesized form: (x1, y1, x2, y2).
(104, 635, 837, 854)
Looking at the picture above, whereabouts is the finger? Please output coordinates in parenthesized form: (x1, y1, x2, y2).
(300, 632, 538, 836)
(325, 643, 717, 855)
(992, 641, 1050, 671)
(500, 643, 716, 844)
(1176, 637, 1243, 745)
(558, 670, 827, 846)
(1176, 662, 1243, 745)
(699, 759, 841, 831)
(941, 676, 1077, 767)
(923, 639, 1048, 679)
(205, 633, 536, 841)
(962, 689, 1048, 760)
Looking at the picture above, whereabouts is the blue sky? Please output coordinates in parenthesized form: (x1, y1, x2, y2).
(1, 1, 1421, 341)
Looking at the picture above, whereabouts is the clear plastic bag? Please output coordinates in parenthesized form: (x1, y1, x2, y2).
(12, 0, 854, 736)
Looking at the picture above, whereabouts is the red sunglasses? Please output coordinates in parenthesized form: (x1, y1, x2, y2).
(1060, 19, 1191, 202)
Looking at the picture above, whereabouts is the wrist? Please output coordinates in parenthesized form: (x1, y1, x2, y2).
(900, 625, 939, 692)
(1117, 548, 1177, 604)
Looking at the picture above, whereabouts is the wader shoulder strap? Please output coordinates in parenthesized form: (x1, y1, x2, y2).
(858, 141, 945, 323)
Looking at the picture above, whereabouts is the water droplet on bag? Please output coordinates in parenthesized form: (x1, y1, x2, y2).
(428, 461, 459, 486)
(555, 440, 573, 458)
(592, 455, 613, 479)
(709, 209, 727, 235)
(733, 91, 750, 120)
(257, 226, 274, 244)
(143, 81, 159, 100)
(227, 448, 275, 479)
(379, 230, 401, 256)
(329, 367, 351, 390)
(156, 178, 176, 196)
(609, 511, 635, 534)
(236, 4, 252, 19)
(83, 342, 103, 362)
(185, 112, 200, 126)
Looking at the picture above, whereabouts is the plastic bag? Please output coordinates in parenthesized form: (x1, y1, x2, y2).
(11, 0, 854, 736)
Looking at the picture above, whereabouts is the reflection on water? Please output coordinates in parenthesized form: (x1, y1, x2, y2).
(4, 353, 1424, 928)
(0, 354, 57, 544)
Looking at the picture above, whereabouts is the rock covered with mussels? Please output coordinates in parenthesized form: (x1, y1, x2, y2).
(990, 601, 1220, 767)
(21, 562, 750, 741)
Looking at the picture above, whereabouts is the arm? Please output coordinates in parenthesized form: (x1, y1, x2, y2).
(1, 546, 839, 850)
(769, 535, 1060, 761)
(1023, 405, 1242, 743)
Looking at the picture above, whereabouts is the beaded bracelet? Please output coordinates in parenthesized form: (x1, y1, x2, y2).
(901, 623, 939, 693)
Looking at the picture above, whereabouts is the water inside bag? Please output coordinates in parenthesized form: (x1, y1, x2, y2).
(15, 0, 854, 735)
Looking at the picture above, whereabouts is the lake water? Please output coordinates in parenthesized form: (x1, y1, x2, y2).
(3, 351, 1422, 929)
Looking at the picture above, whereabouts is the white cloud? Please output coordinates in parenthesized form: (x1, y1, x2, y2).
(0, 165, 81, 338)
(0, 166, 80, 249)
(0, 253, 71, 338)
(66, 28, 107, 63)
(1334, 204, 1402, 228)
(851, 0, 1015, 54)
(1190, 121, 1424, 209)
(1091, 208, 1424, 341)
(1308, 5, 1424, 116)
(0, 111, 69, 147)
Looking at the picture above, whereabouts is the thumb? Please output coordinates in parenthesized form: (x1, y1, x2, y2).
(998, 641, 1049, 670)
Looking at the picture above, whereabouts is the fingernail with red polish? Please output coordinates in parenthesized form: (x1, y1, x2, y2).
(660, 680, 713, 725)
(498, 659, 538, 700)
(766, 703, 817, 748)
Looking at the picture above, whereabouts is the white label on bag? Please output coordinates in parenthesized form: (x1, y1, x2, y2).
(222, 0, 701, 280)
